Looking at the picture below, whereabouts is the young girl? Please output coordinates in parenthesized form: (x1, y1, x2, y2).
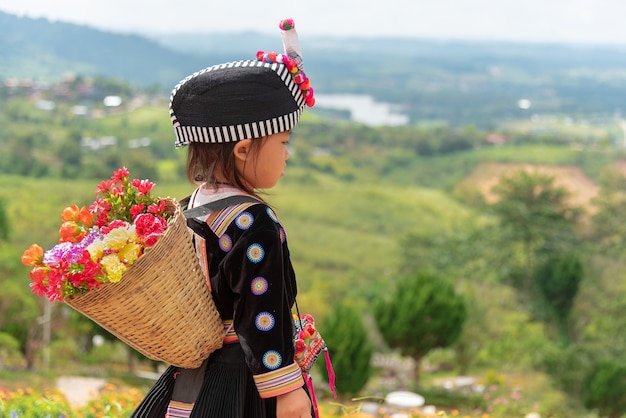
(131, 19, 315, 418)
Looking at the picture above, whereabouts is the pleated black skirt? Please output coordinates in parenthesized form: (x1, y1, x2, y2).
(131, 344, 277, 418)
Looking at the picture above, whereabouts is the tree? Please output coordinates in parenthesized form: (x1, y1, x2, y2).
(535, 253, 583, 341)
(320, 303, 374, 396)
(0, 197, 8, 241)
(584, 359, 626, 418)
(591, 168, 626, 255)
(374, 272, 466, 380)
(489, 170, 581, 293)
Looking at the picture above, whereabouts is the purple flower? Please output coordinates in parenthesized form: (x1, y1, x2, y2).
(43, 230, 102, 266)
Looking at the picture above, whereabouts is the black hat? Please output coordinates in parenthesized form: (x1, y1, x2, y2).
(169, 19, 314, 147)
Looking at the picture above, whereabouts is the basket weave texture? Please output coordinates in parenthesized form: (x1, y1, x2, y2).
(66, 198, 225, 368)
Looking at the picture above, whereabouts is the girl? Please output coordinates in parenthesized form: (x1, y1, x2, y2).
(131, 19, 315, 418)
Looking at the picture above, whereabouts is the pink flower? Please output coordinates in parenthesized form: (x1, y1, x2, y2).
(112, 186, 124, 197)
(135, 213, 167, 246)
(143, 233, 161, 247)
(101, 219, 130, 234)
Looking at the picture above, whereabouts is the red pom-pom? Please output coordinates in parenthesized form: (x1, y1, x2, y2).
(279, 18, 295, 31)
(284, 60, 295, 72)
(295, 339, 306, 353)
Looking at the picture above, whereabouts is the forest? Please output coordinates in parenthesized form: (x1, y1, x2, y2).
(3, 10, 626, 417)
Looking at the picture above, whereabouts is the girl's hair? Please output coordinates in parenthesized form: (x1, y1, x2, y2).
(186, 137, 268, 197)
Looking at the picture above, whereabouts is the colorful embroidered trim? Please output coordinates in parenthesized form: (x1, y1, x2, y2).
(206, 201, 258, 237)
(253, 361, 304, 398)
(165, 400, 194, 418)
(222, 319, 238, 344)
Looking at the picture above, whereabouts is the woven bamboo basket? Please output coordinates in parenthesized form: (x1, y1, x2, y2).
(66, 198, 225, 369)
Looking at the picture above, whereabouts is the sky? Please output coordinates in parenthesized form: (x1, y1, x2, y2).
(1, 0, 626, 45)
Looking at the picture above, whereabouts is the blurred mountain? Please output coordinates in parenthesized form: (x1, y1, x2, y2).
(3, 10, 626, 126)
(0, 11, 220, 88)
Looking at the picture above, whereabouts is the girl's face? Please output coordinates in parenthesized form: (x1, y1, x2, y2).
(236, 131, 291, 189)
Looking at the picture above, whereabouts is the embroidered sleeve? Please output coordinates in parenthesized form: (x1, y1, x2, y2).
(222, 205, 302, 397)
(253, 361, 304, 398)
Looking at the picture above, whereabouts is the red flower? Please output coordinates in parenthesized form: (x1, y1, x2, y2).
(112, 167, 130, 183)
(29, 266, 50, 297)
(95, 211, 110, 228)
(68, 252, 104, 290)
(147, 200, 166, 216)
(130, 203, 145, 219)
(22, 244, 44, 266)
(23, 168, 173, 301)
(96, 179, 114, 194)
(45, 265, 66, 302)
(135, 213, 167, 246)
(131, 178, 154, 196)
(112, 186, 124, 197)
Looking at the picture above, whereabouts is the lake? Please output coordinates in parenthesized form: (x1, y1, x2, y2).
(314, 94, 409, 126)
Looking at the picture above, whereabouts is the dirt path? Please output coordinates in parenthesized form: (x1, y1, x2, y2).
(56, 376, 107, 408)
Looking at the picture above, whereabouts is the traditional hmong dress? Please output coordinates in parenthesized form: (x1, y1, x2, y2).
(131, 186, 306, 418)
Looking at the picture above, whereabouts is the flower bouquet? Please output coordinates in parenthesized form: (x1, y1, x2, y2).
(22, 168, 225, 368)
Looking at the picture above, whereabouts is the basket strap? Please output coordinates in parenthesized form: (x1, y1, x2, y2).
(182, 195, 260, 219)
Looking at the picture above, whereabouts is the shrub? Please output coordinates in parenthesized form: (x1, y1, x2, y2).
(320, 304, 374, 396)
(583, 359, 626, 418)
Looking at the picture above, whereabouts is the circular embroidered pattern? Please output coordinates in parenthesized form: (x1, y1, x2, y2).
(279, 228, 286, 244)
(251, 276, 269, 295)
(246, 243, 264, 263)
(255, 312, 275, 331)
(219, 234, 232, 252)
(262, 350, 282, 370)
(235, 212, 254, 230)
(266, 207, 279, 223)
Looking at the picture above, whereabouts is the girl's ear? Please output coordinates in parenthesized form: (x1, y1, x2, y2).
(233, 139, 252, 162)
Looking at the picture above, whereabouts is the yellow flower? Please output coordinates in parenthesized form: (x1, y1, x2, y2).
(87, 239, 107, 261)
(103, 226, 135, 250)
(119, 242, 142, 263)
(101, 254, 127, 283)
